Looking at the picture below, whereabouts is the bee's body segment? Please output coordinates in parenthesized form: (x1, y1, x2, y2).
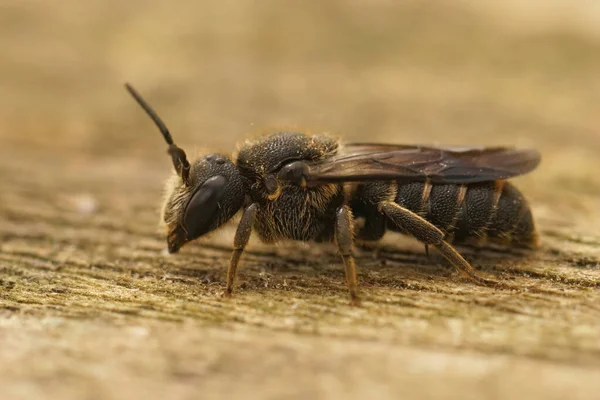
(125, 83, 540, 304)
(352, 180, 537, 248)
(235, 132, 346, 244)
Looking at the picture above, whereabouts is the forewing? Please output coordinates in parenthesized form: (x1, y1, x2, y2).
(303, 143, 541, 184)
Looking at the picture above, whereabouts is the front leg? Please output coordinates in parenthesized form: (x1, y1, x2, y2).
(225, 203, 258, 296)
(335, 205, 360, 305)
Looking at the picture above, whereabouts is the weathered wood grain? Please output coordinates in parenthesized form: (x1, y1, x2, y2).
(1, 1, 600, 399)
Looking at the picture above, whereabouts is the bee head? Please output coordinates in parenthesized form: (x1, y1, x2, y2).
(125, 83, 245, 253)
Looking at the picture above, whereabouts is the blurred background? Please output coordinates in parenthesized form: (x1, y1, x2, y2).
(1, 0, 599, 236)
(1, 0, 599, 183)
(1, 0, 599, 151)
(1, 2, 600, 399)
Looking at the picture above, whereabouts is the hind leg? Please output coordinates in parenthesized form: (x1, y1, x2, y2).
(378, 201, 496, 286)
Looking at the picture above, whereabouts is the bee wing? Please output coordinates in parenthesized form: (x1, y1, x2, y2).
(303, 143, 541, 184)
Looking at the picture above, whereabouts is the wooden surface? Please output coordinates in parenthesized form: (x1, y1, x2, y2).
(1, 1, 600, 399)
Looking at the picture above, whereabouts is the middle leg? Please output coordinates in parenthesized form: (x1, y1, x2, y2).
(334, 205, 361, 305)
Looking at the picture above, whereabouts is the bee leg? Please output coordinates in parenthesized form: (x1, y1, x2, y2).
(335, 205, 361, 305)
(424, 244, 430, 259)
(378, 202, 496, 286)
(224, 203, 258, 297)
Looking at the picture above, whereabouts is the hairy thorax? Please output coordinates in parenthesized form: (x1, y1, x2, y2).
(234, 131, 344, 243)
(254, 183, 344, 243)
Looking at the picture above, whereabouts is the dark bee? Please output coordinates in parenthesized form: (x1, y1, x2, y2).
(125, 83, 540, 304)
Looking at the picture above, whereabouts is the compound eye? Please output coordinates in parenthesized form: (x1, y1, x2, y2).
(183, 175, 227, 239)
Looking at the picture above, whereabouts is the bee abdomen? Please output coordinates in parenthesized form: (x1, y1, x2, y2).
(485, 182, 537, 246)
(449, 182, 498, 241)
(394, 181, 468, 232)
(444, 181, 536, 246)
(393, 180, 537, 247)
(426, 183, 465, 232)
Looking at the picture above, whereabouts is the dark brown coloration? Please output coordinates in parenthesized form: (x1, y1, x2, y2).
(299, 143, 540, 184)
(125, 85, 539, 303)
(334, 205, 359, 304)
(378, 202, 495, 285)
(125, 83, 191, 185)
(4, 3, 600, 397)
(352, 180, 536, 246)
(226, 203, 258, 296)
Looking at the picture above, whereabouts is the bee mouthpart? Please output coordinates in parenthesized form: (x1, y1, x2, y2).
(166, 225, 188, 254)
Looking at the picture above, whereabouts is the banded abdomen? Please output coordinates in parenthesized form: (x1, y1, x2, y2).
(351, 180, 538, 247)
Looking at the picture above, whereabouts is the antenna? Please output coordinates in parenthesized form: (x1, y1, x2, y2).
(125, 83, 190, 184)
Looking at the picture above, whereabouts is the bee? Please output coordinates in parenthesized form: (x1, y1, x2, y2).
(125, 83, 540, 304)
